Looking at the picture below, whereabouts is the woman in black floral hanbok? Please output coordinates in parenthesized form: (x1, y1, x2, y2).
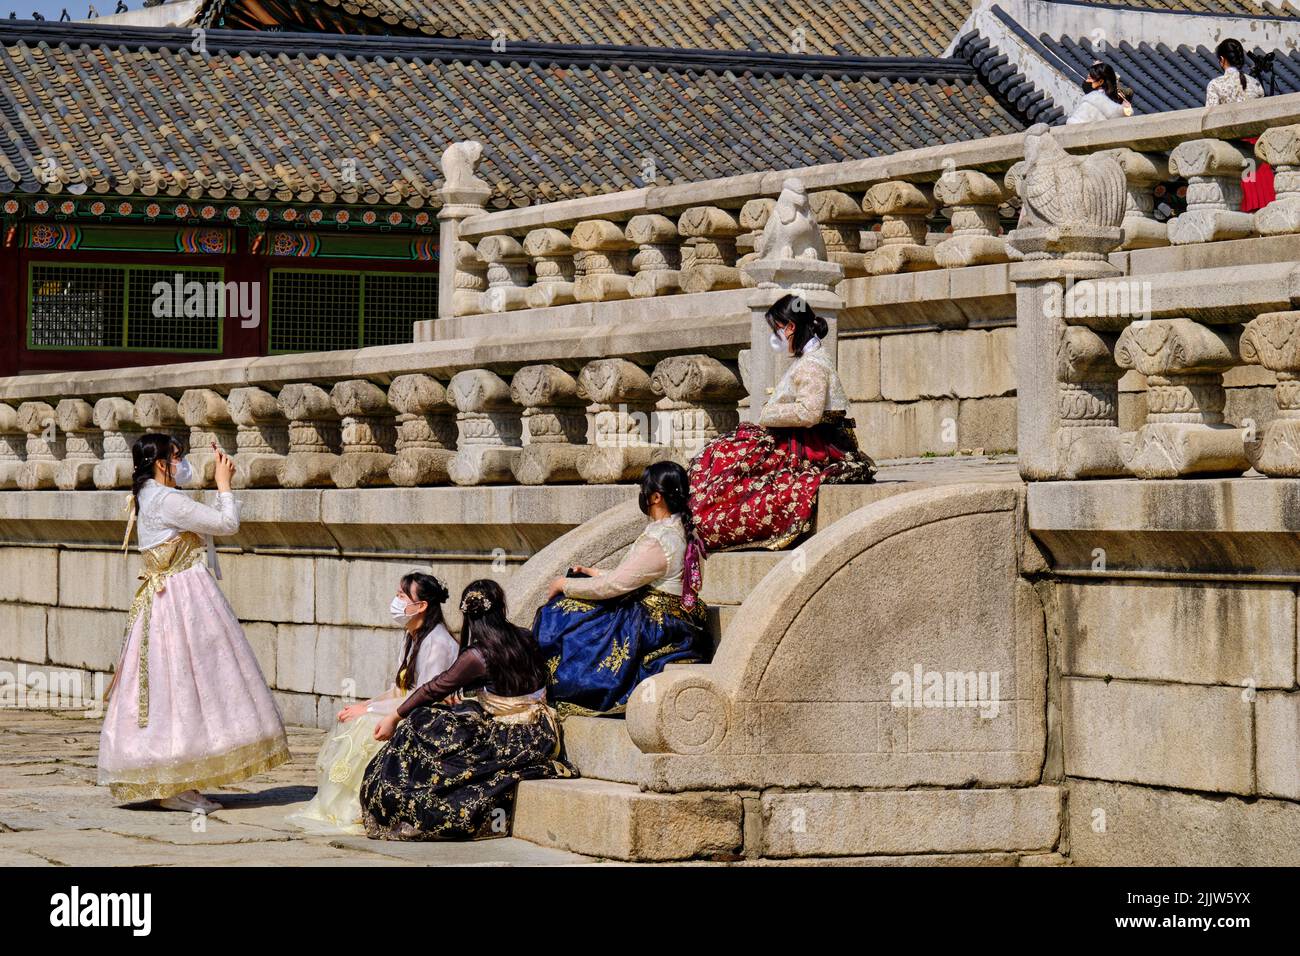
(360, 579, 572, 841)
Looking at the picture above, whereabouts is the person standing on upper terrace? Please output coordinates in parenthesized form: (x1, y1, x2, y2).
(1206, 38, 1265, 106)
(688, 293, 877, 554)
(1066, 61, 1132, 125)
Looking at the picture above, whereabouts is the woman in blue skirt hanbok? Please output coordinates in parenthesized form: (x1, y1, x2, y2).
(534, 461, 709, 717)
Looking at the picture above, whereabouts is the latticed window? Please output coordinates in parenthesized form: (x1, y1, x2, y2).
(27, 264, 224, 352)
(268, 269, 437, 353)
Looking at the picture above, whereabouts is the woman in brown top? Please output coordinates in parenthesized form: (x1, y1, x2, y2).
(359, 579, 573, 841)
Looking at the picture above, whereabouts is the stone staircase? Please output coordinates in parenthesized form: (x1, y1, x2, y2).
(511, 456, 1029, 862)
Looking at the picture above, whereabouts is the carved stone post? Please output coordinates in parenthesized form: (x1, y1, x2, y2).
(330, 380, 396, 488)
(865, 180, 937, 275)
(16, 401, 63, 490)
(54, 399, 101, 490)
(446, 369, 522, 485)
(1253, 125, 1300, 236)
(575, 358, 667, 483)
(477, 234, 531, 313)
(1166, 139, 1255, 245)
(1007, 124, 1128, 480)
(510, 365, 588, 484)
(626, 215, 682, 298)
(1095, 148, 1170, 249)
(134, 394, 186, 480)
(1237, 311, 1300, 475)
(92, 397, 141, 489)
(523, 228, 577, 308)
(932, 169, 1009, 267)
(572, 220, 634, 302)
(227, 387, 288, 489)
(679, 206, 743, 293)
(178, 389, 238, 488)
(277, 384, 341, 488)
(736, 197, 775, 287)
(0, 403, 24, 490)
(450, 241, 489, 317)
(740, 177, 845, 420)
(1115, 318, 1248, 477)
(651, 355, 744, 459)
(809, 189, 872, 277)
(438, 141, 492, 321)
(388, 374, 456, 486)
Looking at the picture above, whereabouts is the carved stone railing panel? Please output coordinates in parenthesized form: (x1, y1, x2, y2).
(1253, 124, 1300, 237)
(228, 387, 288, 489)
(650, 354, 744, 459)
(134, 393, 184, 446)
(523, 228, 577, 309)
(808, 190, 872, 277)
(1240, 310, 1300, 475)
(932, 168, 1009, 267)
(277, 383, 342, 488)
(0, 403, 24, 490)
(53, 398, 100, 491)
(510, 364, 587, 485)
(626, 214, 682, 298)
(1166, 139, 1255, 245)
(387, 374, 455, 486)
(477, 233, 531, 313)
(572, 219, 634, 302)
(330, 379, 397, 489)
(678, 206, 742, 293)
(15, 401, 63, 490)
(864, 180, 937, 275)
(92, 397, 140, 490)
(574, 358, 667, 483)
(736, 197, 776, 288)
(447, 369, 522, 485)
(178, 388, 238, 488)
(1095, 148, 1170, 250)
(1115, 318, 1248, 478)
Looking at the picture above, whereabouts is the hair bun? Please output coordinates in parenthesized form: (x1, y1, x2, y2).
(459, 588, 495, 617)
(813, 315, 829, 338)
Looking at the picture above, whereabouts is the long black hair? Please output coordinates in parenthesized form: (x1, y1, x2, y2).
(130, 433, 182, 503)
(1086, 61, 1124, 105)
(458, 579, 547, 696)
(394, 572, 450, 692)
(1216, 38, 1248, 90)
(766, 292, 828, 359)
(640, 459, 692, 529)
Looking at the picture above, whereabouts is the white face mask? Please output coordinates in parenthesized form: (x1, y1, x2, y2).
(389, 595, 418, 626)
(171, 458, 194, 486)
(769, 331, 787, 352)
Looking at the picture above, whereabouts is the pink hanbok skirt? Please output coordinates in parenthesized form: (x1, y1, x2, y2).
(97, 532, 290, 802)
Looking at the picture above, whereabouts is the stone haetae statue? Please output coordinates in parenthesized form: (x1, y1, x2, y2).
(755, 178, 827, 261)
(439, 141, 491, 206)
(1018, 125, 1126, 233)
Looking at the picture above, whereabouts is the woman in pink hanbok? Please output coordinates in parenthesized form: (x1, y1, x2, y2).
(97, 433, 289, 813)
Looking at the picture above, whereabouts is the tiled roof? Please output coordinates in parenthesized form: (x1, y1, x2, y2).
(956, 31, 1065, 125)
(0, 23, 1029, 211)
(1041, 34, 1297, 112)
(1042, 0, 1299, 17)
(197, 0, 975, 56)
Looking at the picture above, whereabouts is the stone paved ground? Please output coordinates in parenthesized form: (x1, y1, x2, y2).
(0, 709, 598, 866)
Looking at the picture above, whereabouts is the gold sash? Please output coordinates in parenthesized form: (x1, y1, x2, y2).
(449, 687, 563, 757)
(110, 531, 208, 728)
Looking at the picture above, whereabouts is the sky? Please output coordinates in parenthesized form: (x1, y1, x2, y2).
(2, 0, 144, 21)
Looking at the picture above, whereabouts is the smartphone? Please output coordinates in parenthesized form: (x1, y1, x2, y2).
(565, 567, 592, 578)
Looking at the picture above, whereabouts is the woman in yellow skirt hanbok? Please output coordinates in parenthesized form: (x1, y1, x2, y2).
(97, 434, 290, 813)
(287, 573, 458, 834)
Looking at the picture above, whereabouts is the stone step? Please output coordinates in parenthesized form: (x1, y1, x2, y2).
(697, 550, 784, 605)
(512, 777, 743, 861)
(558, 715, 644, 785)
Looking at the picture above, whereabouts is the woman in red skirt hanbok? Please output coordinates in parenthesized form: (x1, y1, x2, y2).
(688, 293, 876, 553)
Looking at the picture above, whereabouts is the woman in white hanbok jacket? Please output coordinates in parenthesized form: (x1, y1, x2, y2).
(97, 434, 289, 813)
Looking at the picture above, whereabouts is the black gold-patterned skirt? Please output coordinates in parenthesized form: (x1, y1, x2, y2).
(359, 695, 573, 841)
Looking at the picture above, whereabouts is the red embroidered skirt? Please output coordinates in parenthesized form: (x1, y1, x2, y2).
(688, 415, 876, 553)
(1241, 136, 1276, 213)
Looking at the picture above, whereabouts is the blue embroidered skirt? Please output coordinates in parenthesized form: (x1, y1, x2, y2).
(534, 588, 710, 717)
